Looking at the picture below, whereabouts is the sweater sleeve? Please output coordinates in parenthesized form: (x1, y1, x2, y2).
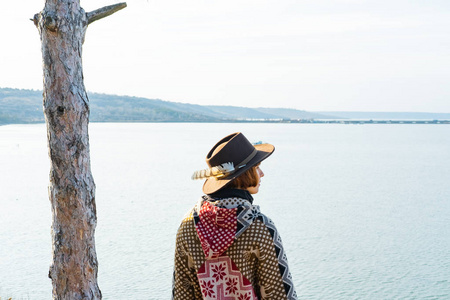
(256, 217, 298, 300)
(172, 221, 201, 300)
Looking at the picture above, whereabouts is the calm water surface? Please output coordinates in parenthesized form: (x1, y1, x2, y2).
(1, 123, 449, 299)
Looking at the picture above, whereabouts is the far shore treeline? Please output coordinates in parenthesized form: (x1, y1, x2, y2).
(1, 87, 450, 125)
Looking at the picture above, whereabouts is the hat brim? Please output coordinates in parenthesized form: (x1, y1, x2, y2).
(202, 143, 275, 194)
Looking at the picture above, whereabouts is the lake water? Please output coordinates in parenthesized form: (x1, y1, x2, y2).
(1, 123, 449, 299)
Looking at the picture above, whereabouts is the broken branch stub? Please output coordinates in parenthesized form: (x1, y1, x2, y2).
(87, 2, 127, 25)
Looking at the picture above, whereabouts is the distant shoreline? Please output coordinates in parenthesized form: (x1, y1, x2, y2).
(2, 119, 450, 127)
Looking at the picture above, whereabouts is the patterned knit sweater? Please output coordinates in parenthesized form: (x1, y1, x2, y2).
(172, 192, 297, 300)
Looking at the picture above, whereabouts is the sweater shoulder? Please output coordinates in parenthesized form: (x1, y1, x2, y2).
(177, 208, 195, 232)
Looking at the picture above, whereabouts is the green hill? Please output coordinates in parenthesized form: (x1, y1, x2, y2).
(0, 87, 327, 124)
(0, 88, 44, 124)
(2, 87, 449, 124)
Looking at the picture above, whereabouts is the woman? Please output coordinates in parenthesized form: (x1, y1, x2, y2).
(172, 132, 297, 300)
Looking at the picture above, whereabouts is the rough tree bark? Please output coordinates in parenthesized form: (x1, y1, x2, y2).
(32, 1, 126, 299)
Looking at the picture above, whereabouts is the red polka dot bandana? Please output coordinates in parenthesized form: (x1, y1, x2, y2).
(195, 201, 237, 259)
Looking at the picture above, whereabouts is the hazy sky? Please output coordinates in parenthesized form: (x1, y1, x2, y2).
(1, 0, 449, 112)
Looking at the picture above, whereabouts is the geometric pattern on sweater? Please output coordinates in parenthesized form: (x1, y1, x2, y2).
(255, 214, 298, 300)
(173, 197, 298, 300)
(203, 197, 297, 298)
(197, 255, 257, 300)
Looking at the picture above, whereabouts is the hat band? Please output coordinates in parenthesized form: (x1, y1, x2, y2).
(234, 148, 258, 171)
(212, 148, 258, 180)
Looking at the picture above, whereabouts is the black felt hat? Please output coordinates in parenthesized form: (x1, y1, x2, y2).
(191, 132, 275, 194)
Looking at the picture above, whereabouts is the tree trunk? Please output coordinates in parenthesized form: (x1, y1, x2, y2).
(33, 1, 126, 299)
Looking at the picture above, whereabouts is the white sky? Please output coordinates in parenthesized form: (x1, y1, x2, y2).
(1, 0, 449, 112)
